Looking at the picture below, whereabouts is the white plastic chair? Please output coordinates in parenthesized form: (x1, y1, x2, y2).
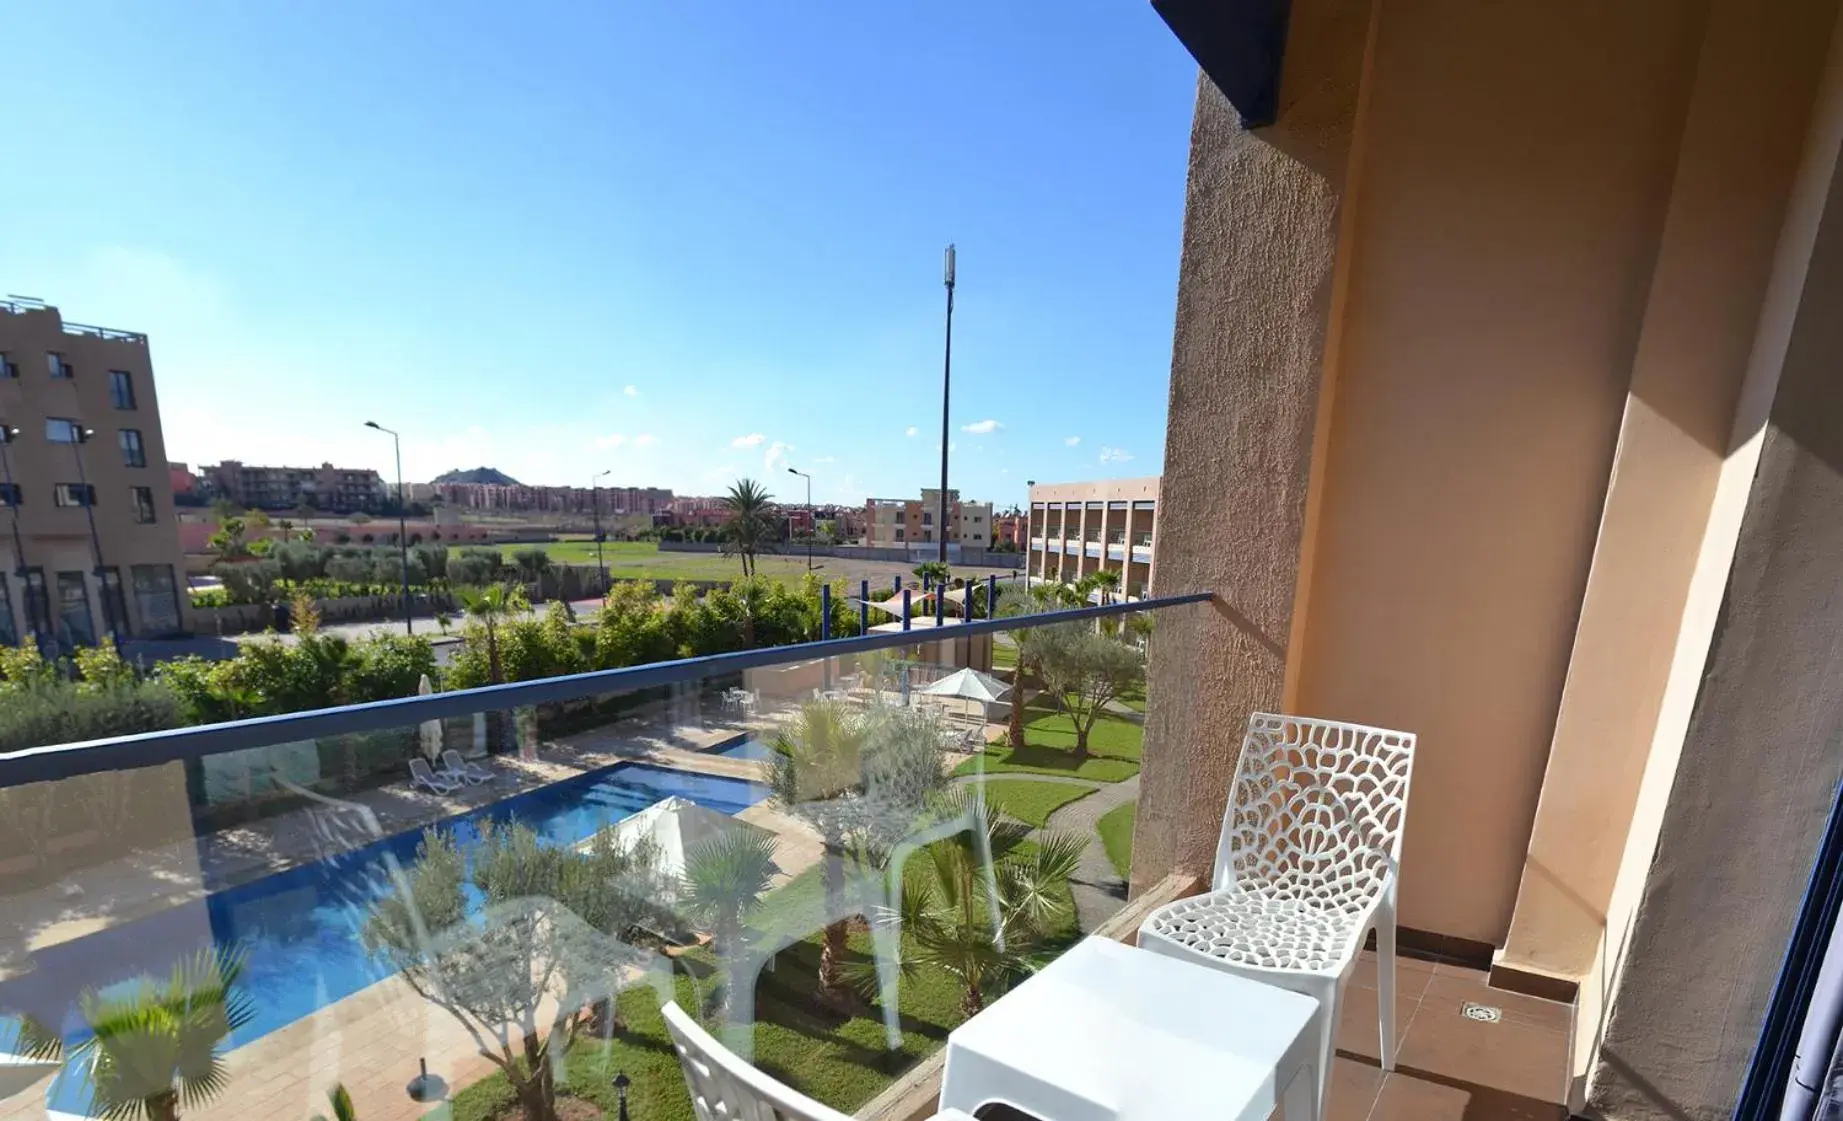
(407, 756, 459, 796)
(662, 1002, 974, 1121)
(441, 749, 494, 785)
(1136, 712, 1415, 1119)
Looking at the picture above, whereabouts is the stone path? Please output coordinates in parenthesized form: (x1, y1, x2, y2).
(1044, 773, 1140, 931)
(955, 769, 1141, 933)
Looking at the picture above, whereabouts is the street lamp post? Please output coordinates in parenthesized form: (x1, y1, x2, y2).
(786, 466, 812, 570)
(69, 427, 119, 648)
(363, 421, 413, 635)
(592, 468, 611, 592)
(1024, 478, 1036, 591)
(937, 244, 955, 567)
(0, 425, 37, 647)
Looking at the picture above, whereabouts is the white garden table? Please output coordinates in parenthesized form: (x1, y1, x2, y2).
(939, 936, 1323, 1121)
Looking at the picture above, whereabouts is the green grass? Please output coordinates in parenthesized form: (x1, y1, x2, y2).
(981, 778, 1098, 827)
(441, 853, 1079, 1121)
(952, 697, 1145, 781)
(990, 641, 1019, 672)
(1097, 802, 1136, 881)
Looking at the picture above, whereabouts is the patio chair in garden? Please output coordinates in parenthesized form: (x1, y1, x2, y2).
(441, 750, 494, 785)
(1136, 711, 1416, 1117)
(408, 756, 459, 796)
(662, 1002, 974, 1121)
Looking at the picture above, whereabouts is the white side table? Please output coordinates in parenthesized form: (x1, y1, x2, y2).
(939, 936, 1322, 1121)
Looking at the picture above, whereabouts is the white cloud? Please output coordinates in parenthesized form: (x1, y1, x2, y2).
(594, 433, 628, 449)
(1064, 435, 1082, 447)
(731, 433, 765, 448)
(961, 419, 1003, 435)
(1098, 446, 1135, 464)
(904, 426, 919, 438)
(764, 441, 793, 474)
(623, 384, 640, 398)
(633, 433, 658, 447)
(812, 455, 837, 465)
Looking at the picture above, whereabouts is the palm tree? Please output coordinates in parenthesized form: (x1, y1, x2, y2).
(720, 479, 778, 578)
(1080, 570, 1121, 606)
(73, 947, 255, 1121)
(310, 1085, 357, 1121)
(457, 583, 524, 685)
(680, 828, 779, 1014)
(769, 700, 871, 998)
(879, 788, 1086, 1016)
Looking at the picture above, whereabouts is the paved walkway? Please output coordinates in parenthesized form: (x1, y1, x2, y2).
(1045, 773, 1140, 931)
(955, 769, 1141, 934)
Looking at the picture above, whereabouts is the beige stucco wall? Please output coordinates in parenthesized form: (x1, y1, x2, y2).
(1132, 0, 1373, 893)
(1587, 8, 1843, 1117)
(1497, 0, 1835, 1005)
(1287, 0, 1710, 945)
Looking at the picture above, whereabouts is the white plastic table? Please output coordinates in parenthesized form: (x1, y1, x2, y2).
(939, 936, 1323, 1121)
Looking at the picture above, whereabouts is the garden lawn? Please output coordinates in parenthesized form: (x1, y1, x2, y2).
(1097, 802, 1136, 881)
(990, 641, 1019, 672)
(952, 697, 1145, 781)
(982, 778, 1097, 828)
(441, 853, 1079, 1121)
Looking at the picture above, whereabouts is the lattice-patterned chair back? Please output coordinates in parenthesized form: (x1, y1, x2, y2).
(664, 1001, 853, 1121)
(1212, 713, 1415, 911)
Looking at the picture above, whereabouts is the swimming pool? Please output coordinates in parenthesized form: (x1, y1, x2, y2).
(713, 736, 776, 762)
(6, 761, 764, 1113)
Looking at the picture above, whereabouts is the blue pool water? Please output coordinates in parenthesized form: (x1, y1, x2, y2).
(7, 761, 763, 1113)
(713, 736, 775, 762)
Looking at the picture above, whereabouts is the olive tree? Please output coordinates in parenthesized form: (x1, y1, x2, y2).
(362, 822, 669, 1121)
(1033, 626, 1146, 758)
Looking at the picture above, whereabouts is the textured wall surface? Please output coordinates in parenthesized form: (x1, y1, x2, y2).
(1132, 0, 1371, 892)
(1591, 62, 1843, 1116)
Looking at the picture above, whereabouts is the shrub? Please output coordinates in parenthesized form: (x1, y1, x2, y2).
(0, 680, 183, 753)
(346, 635, 438, 702)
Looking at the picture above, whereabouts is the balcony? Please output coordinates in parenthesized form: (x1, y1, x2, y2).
(0, 594, 1577, 1121)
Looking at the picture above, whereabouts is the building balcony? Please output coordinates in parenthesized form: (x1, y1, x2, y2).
(0, 594, 1578, 1121)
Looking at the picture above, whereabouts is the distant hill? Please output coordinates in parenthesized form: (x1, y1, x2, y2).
(431, 467, 521, 486)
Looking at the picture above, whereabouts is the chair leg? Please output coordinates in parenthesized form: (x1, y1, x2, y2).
(1377, 900, 1398, 1072)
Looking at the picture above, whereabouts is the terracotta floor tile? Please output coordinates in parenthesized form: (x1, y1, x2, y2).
(1371, 1070, 1567, 1121)
(1347, 951, 1439, 1002)
(1423, 966, 1572, 1032)
(1395, 995, 1569, 1104)
(1324, 1055, 1389, 1121)
(1337, 979, 1422, 1065)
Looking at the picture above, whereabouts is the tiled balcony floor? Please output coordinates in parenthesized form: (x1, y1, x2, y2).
(1327, 953, 1571, 1121)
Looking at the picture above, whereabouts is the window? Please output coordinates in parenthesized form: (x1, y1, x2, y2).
(99, 568, 129, 638)
(119, 429, 146, 467)
(54, 483, 95, 508)
(109, 370, 136, 409)
(922, 512, 933, 526)
(894, 528, 905, 542)
(132, 565, 181, 635)
(0, 353, 15, 378)
(0, 577, 13, 646)
(22, 569, 50, 637)
(45, 417, 81, 443)
(0, 483, 19, 507)
(47, 353, 71, 378)
(130, 486, 156, 524)
(56, 572, 95, 647)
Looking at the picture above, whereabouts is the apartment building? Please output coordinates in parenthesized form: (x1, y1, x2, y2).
(202, 460, 386, 513)
(433, 482, 673, 516)
(0, 299, 190, 643)
(862, 488, 993, 551)
(1026, 477, 1159, 597)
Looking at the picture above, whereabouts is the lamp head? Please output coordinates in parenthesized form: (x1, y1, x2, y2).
(364, 420, 382, 431)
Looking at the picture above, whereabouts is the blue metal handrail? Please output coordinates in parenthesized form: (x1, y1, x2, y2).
(0, 591, 1211, 789)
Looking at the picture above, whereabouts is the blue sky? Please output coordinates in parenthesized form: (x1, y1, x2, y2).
(2, 2, 1195, 506)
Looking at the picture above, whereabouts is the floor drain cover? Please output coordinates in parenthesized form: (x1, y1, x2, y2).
(1461, 1002, 1502, 1023)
